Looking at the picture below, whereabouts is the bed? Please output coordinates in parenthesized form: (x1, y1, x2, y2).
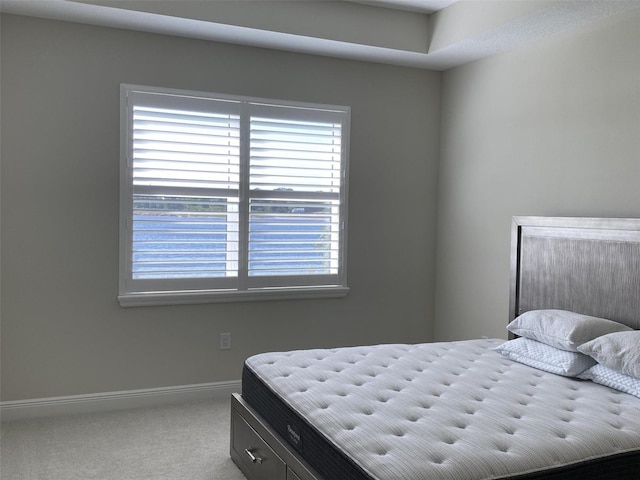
(230, 216, 640, 480)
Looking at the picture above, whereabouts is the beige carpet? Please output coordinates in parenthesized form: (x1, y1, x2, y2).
(0, 397, 247, 480)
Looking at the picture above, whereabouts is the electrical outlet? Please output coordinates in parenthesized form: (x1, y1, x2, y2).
(220, 333, 232, 350)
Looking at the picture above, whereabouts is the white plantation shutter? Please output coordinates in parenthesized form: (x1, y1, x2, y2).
(124, 90, 241, 293)
(247, 106, 344, 288)
(120, 85, 349, 305)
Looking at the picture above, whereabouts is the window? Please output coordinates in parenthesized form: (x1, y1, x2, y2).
(119, 85, 350, 306)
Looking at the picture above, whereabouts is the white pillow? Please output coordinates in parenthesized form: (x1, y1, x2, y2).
(494, 338, 595, 377)
(578, 364, 640, 399)
(577, 331, 640, 379)
(507, 310, 633, 352)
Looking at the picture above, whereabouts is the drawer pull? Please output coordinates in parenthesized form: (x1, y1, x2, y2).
(244, 448, 263, 464)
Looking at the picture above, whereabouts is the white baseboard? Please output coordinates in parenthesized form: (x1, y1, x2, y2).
(0, 380, 242, 422)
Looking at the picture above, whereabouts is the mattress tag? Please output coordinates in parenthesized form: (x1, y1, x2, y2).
(286, 422, 303, 453)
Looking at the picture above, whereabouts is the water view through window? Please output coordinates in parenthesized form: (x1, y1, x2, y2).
(132, 196, 337, 279)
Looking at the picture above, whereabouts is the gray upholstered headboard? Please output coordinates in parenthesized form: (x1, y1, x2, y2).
(509, 216, 640, 330)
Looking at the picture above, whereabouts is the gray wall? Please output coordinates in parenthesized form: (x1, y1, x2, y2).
(435, 9, 640, 341)
(0, 15, 441, 401)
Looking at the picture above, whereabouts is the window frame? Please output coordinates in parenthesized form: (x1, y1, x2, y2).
(119, 84, 350, 307)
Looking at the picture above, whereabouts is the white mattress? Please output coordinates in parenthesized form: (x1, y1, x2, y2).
(245, 339, 640, 480)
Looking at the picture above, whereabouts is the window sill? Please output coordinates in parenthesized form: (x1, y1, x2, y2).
(118, 286, 349, 307)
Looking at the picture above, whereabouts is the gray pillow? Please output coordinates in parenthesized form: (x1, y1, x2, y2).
(507, 309, 633, 352)
(578, 331, 640, 379)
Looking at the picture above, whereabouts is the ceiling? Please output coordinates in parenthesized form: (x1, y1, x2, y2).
(2, 0, 639, 70)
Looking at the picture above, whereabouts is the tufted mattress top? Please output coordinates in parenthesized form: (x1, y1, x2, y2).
(242, 339, 640, 480)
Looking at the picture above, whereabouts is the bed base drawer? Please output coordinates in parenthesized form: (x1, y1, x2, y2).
(231, 408, 286, 480)
(230, 393, 322, 480)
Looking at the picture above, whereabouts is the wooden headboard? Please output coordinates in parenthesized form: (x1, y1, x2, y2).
(509, 216, 640, 330)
